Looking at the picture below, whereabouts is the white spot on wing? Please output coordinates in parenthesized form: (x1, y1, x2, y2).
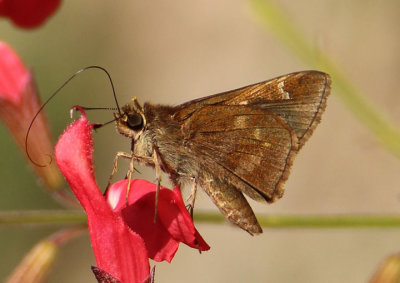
(278, 81, 291, 99)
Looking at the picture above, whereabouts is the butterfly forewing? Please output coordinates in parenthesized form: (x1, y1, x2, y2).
(174, 70, 330, 149)
(173, 70, 330, 198)
(257, 72, 330, 148)
(181, 105, 298, 202)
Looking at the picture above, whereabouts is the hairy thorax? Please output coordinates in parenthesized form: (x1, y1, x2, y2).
(141, 103, 201, 187)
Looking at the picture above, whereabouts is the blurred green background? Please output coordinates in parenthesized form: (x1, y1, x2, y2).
(1, 0, 400, 282)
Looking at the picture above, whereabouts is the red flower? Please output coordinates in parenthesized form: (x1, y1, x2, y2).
(55, 109, 209, 281)
(107, 179, 210, 262)
(0, 0, 61, 28)
(0, 41, 62, 190)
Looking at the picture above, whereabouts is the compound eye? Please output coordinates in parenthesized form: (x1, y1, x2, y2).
(126, 113, 143, 130)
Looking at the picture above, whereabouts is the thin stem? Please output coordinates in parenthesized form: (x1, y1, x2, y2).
(2, 210, 400, 228)
(257, 214, 400, 228)
(195, 212, 400, 228)
(0, 210, 86, 225)
(249, 0, 400, 158)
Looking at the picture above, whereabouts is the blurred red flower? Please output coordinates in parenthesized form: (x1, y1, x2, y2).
(0, 41, 62, 189)
(0, 0, 61, 28)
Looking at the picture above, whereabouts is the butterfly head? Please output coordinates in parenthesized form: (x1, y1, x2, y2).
(114, 99, 146, 139)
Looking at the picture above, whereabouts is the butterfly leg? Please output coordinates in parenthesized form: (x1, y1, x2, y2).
(124, 153, 156, 204)
(105, 151, 132, 194)
(125, 154, 136, 201)
(152, 149, 162, 223)
(187, 178, 198, 218)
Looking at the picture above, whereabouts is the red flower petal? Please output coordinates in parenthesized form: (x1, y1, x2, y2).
(158, 186, 209, 251)
(55, 111, 150, 283)
(122, 191, 180, 262)
(0, 0, 61, 28)
(107, 179, 210, 262)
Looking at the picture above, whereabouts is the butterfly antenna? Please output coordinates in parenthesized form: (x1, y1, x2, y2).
(25, 65, 121, 167)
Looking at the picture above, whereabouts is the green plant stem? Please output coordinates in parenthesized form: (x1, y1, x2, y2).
(249, 0, 400, 158)
(2, 210, 400, 228)
(195, 212, 400, 228)
(256, 214, 400, 228)
(0, 210, 86, 225)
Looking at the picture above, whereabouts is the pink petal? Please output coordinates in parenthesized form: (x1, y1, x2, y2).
(55, 112, 150, 283)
